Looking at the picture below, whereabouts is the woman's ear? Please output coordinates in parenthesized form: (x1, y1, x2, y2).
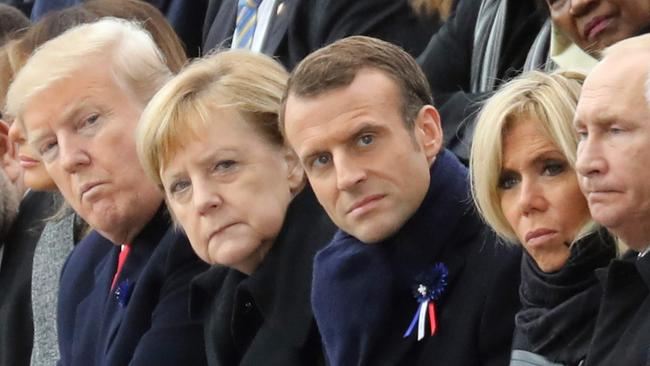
(414, 105, 443, 163)
(282, 145, 305, 195)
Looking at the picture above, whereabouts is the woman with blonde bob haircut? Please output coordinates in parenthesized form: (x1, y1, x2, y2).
(137, 50, 335, 365)
(470, 70, 616, 366)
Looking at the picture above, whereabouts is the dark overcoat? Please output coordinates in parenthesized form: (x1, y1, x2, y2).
(190, 186, 337, 366)
(57, 207, 209, 366)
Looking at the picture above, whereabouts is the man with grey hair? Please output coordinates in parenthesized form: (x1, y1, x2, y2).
(6, 18, 208, 365)
(573, 33, 650, 365)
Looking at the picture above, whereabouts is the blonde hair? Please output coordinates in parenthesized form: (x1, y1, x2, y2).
(137, 49, 289, 189)
(5, 17, 172, 121)
(470, 70, 593, 243)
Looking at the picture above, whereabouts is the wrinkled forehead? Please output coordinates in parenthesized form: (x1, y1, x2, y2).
(22, 65, 120, 140)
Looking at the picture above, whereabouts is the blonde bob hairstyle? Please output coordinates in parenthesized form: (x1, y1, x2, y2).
(136, 49, 289, 189)
(470, 70, 595, 244)
(6, 17, 172, 121)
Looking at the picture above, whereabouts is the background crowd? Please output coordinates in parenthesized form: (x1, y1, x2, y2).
(0, 0, 649, 365)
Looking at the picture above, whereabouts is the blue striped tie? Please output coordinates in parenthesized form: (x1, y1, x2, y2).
(234, 0, 262, 49)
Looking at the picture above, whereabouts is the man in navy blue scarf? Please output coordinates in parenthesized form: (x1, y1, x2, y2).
(281, 35, 522, 366)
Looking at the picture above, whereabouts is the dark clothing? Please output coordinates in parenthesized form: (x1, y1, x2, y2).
(57, 207, 209, 366)
(417, 0, 546, 161)
(0, 190, 58, 366)
(512, 230, 617, 366)
(190, 186, 336, 366)
(583, 251, 650, 366)
(203, 0, 439, 69)
(30, 0, 207, 57)
(312, 150, 522, 365)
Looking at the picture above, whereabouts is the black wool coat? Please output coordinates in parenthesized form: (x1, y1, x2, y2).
(57, 207, 209, 366)
(511, 230, 617, 366)
(583, 250, 650, 366)
(190, 186, 337, 366)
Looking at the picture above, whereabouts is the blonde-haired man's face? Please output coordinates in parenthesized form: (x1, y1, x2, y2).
(21, 64, 162, 244)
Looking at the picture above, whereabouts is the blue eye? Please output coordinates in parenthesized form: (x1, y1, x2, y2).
(498, 172, 519, 190)
(542, 160, 566, 176)
(39, 140, 59, 161)
(169, 180, 190, 195)
(213, 160, 236, 172)
(311, 154, 331, 169)
(358, 134, 374, 147)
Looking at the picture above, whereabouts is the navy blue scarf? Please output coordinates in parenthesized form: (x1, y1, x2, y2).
(311, 149, 485, 365)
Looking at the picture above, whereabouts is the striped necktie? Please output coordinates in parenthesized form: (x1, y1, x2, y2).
(234, 0, 262, 49)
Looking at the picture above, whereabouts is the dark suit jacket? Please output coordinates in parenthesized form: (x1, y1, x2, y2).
(417, 0, 545, 162)
(30, 0, 207, 57)
(0, 190, 58, 366)
(57, 207, 209, 366)
(203, 0, 439, 69)
(190, 186, 337, 366)
(582, 251, 650, 365)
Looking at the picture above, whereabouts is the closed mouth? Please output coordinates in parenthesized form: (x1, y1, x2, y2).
(347, 194, 385, 215)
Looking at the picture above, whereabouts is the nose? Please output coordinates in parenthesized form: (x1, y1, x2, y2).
(193, 178, 223, 216)
(333, 152, 366, 191)
(519, 178, 548, 216)
(575, 136, 606, 179)
(570, 0, 597, 16)
(59, 136, 90, 173)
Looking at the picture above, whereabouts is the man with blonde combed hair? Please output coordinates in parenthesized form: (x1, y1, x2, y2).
(573, 33, 650, 365)
(5, 18, 208, 366)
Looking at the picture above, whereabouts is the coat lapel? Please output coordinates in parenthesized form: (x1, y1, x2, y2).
(204, 0, 238, 51)
(261, 0, 296, 55)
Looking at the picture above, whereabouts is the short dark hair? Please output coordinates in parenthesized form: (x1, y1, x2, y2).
(280, 36, 433, 133)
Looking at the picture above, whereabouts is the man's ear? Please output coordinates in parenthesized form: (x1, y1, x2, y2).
(283, 145, 305, 195)
(414, 105, 443, 163)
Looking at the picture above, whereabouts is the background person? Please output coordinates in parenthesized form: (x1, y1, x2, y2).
(281, 35, 521, 366)
(202, 0, 440, 70)
(470, 70, 616, 366)
(137, 49, 336, 366)
(5, 18, 208, 366)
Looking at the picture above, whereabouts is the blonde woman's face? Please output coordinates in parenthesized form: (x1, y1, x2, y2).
(499, 117, 590, 272)
(161, 108, 303, 273)
(8, 121, 56, 191)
